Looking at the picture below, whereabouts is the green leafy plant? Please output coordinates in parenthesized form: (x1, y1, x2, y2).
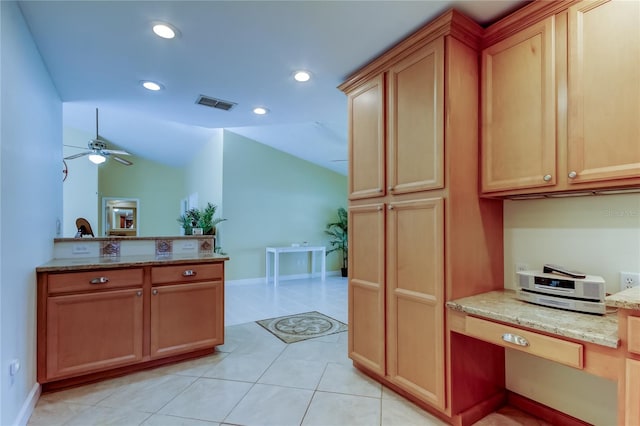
(325, 207, 348, 276)
(177, 202, 226, 235)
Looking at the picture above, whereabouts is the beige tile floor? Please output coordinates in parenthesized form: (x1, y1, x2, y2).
(29, 276, 447, 426)
(28, 276, 543, 426)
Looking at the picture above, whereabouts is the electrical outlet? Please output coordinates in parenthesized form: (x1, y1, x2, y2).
(620, 272, 640, 291)
(515, 263, 529, 273)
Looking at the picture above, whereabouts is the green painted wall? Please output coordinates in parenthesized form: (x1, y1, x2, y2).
(99, 150, 185, 236)
(222, 130, 348, 281)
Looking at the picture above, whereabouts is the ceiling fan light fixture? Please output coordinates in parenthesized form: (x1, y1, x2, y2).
(88, 153, 106, 164)
(152, 22, 178, 39)
(293, 70, 311, 82)
(141, 80, 164, 91)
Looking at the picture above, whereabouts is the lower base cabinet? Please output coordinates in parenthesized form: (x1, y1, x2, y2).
(150, 281, 224, 358)
(37, 261, 225, 387)
(45, 288, 144, 380)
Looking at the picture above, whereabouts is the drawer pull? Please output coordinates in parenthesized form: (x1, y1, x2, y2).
(152, 289, 158, 296)
(182, 270, 197, 277)
(136, 291, 142, 297)
(502, 333, 529, 347)
(90, 277, 109, 284)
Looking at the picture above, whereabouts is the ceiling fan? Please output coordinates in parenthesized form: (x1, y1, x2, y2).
(64, 108, 133, 166)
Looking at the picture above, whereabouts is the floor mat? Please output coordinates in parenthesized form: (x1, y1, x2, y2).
(256, 311, 347, 344)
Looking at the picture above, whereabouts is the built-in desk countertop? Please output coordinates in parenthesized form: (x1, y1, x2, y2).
(446, 290, 619, 348)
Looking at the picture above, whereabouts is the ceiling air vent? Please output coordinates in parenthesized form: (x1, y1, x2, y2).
(195, 95, 237, 111)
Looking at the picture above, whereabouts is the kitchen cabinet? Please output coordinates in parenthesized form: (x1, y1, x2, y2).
(347, 76, 385, 200)
(340, 10, 504, 419)
(37, 260, 225, 388)
(481, 0, 640, 196)
(150, 264, 224, 358)
(45, 287, 143, 380)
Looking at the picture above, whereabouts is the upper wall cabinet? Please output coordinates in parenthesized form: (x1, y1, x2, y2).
(345, 39, 444, 200)
(481, 17, 556, 192)
(481, 0, 640, 197)
(566, 0, 640, 185)
(348, 76, 386, 200)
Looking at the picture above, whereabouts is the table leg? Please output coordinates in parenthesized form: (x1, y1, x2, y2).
(265, 250, 270, 283)
(274, 251, 279, 286)
(321, 248, 326, 281)
(311, 250, 316, 278)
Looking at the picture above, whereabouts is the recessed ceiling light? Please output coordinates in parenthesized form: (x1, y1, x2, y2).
(141, 80, 163, 91)
(152, 23, 178, 39)
(253, 107, 269, 115)
(293, 70, 311, 82)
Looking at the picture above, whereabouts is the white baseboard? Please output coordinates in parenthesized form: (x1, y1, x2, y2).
(13, 382, 41, 426)
(226, 270, 342, 286)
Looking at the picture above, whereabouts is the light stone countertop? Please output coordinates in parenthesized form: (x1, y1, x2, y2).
(36, 253, 229, 272)
(605, 287, 640, 310)
(446, 290, 620, 348)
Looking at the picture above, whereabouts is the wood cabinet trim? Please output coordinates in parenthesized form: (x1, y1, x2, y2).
(339, 10, 481, 94)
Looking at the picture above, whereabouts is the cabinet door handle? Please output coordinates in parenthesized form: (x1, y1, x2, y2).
(90, 277, 109, 284)
(502, 333, 529, 347)
(568, 171, 577, 179)
(388, 186, 394, 192)
(152, 289, 158, 295)
(136, 291, 142, 297)
(182, 270, 197, 277)
(543, 174, 552, 182)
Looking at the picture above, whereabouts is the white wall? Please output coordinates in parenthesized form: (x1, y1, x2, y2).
(62, 127, 98, 237)
(503, 193, 640, 425)
(1, 2, 62, 425)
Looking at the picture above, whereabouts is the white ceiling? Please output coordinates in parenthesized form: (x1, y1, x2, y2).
(19, 0, 528, 175)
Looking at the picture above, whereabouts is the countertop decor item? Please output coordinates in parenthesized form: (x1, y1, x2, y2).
(178, 202, 226, 236)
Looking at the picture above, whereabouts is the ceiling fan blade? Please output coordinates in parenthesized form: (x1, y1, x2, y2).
(103, 149, 130, 156)
(113, 156, 133, 166)
(64, 152, 91, 160)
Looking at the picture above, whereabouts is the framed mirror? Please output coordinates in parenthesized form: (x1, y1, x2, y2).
(103, 197, 140, 236)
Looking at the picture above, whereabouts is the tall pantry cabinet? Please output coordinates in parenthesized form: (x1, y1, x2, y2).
(339, 10, 505, 420)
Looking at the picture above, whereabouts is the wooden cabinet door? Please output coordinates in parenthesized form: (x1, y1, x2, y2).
(626, 358, 640, 426)
(348, 75, 386, 200)
(481, 16, 557, 192)
(388, 39, 444, 195)
(567, 0, 640, 185)
(46, 288, 143, 380)
(150, 281, 224, 359)
(348, 203, 386, 375)
(386, 197, 445, 409)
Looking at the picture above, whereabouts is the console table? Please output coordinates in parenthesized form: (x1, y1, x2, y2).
(265, 246, 326, 286)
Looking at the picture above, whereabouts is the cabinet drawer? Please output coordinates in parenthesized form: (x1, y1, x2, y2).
(465, 316, 584, 369)
(48, 268, 144, 294)
(151, 263, 223, 284)
(628, 316, 640, 355)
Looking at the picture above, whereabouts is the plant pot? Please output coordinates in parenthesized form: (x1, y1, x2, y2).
(341, 267, 348, 277)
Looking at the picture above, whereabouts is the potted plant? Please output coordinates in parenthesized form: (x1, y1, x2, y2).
(177, 203, 226, 235)
(325, 207, 348, 277)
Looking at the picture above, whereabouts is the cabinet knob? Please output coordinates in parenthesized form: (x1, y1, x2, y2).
(90, 277, 109, 284)
(388, 186, 394, 192)
(543, 174, 552, 182)
(378, 189, 384, 193)
(182, 269, 197, 277)
(388, 205, 394, 210)
(136, 291, 142, 297)
(377, 206, 383, 211)
(568, 171, 577, 179)
(152, 289, 158, 295)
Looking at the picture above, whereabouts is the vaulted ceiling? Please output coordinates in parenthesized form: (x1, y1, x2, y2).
(19, 0, 528, 175)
